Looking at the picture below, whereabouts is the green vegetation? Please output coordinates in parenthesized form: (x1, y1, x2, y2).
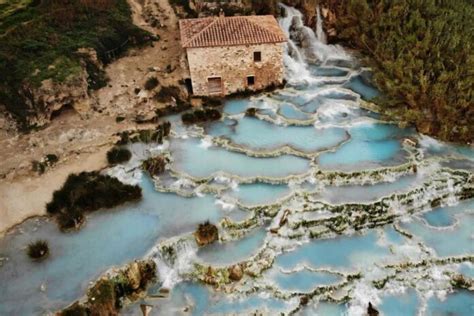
(46, 171, 142, 231)
(181, 108, 222, 125)
(31, 153, 59, 174)
(144, 76, 159, 91)
(450, 274, 472, 289)
(319, 0, 474, 143)
(116, 121, 171, 145)
(106, 147, 132, 165)
(0, 0, 151, 129)
(27, 239, 49, 260)
(142, 156, 167, 176)
(245, 107, 257, 117)
(153, 85, 182, 103)
(60, 260, 156, 316)
(194, 221, 219, 246)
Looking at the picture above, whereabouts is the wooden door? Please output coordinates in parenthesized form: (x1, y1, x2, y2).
(208, 77, 222, 95)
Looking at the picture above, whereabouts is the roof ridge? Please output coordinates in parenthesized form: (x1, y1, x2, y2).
(180, 15, 286, 48)
(243, 15, 283, 40)
(182, 17, 217, 48)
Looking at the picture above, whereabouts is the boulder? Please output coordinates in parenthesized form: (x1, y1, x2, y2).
(228, 264, 243, 281)
(125, 262, 142, 291)
(367, 302, 379, 316)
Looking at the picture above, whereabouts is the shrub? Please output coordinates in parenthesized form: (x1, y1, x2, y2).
(245, 107, 257, 117)
(144, 77, 159, 90)
(321, 0, 474, 143)
(107, 147, 132, 165)
(31, 154, 59, 174)
(0, 0, 152, 130)
(201, 97, 222, 107)
(27, 240, 49, 260)
(46, 172, 142, 231)
(181, 108, 222, 125)
(115, 121, 171, 145)
(154, 85, 181, 102)
(142, 156, 167, 176)
(195, 221, 219, 246)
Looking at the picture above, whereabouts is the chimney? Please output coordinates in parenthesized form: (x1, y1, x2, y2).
(219, 9, 225, 18)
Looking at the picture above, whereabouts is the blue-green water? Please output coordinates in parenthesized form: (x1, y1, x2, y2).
(1, 5, 473, 316)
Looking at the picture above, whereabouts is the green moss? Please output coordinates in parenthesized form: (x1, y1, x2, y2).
(0, 0, 152, 129)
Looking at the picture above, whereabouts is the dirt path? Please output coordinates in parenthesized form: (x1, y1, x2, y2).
(0, 0, 185, 235)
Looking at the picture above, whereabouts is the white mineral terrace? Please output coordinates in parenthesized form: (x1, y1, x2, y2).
(0, 5, 473, 316)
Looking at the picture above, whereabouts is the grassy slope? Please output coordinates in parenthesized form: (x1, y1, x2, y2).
(0, 0, 151, 128)
(320, 0, 473, 143)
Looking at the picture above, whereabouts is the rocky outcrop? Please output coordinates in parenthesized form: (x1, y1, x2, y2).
(12, 48, 104, 130)
(59, 260, 157, 316)
(228, 264, 244, 281)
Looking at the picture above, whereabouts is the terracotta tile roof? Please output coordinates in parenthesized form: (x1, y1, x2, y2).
(179, 15, 287, 48)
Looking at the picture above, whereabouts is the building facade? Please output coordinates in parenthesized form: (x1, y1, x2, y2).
(180, 15, 287, 96)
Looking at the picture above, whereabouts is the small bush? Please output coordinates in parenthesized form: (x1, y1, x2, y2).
(32, 153, 59, 174)
(201, 97, 222, 107)
(154, 86, 181, 102)
(195, 221, 219, 246)
(27, 240, 49, 260)
(142, 156, 167, 176)
(245, 107, 257, 117)
(181, 108, 222, 125)
(144, 77, 159, 90)
(107, 147, 132, 165)
(46, 172, 142, 231)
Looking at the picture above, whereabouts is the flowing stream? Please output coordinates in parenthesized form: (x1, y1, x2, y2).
(1, 5, 473, 316)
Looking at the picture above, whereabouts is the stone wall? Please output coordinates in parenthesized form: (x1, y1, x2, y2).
(186, 42, 285, 96)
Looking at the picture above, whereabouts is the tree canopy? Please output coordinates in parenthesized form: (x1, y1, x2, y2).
(322, 0, 473, 143)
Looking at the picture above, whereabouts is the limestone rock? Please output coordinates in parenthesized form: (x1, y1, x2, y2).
(228, 264, 243, 281)
(140, 304, 153, 316)
(126, 262, 142, 291)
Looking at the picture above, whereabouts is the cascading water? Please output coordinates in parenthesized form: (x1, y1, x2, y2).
(316, 5, 327, 44)
(0, 5, 473, 316)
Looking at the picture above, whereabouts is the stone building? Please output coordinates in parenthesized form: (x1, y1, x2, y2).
(179, 14, 287, 96)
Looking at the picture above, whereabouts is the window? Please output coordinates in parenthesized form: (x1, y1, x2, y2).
(247, 76, 255, 86)
(208, 77, 222, 94)
(253, 51, 261, 62)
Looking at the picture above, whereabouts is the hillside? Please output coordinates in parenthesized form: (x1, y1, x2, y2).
(0, 0, 152, 130)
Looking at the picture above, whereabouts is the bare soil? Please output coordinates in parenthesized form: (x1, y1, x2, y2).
(0, 0, 186, 235)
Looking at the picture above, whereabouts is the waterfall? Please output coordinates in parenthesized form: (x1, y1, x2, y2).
(278, 3, 351, 82)
(316, 6, 327, 44)
(150, 238, 197, 289)
(278, 4, 311, 82)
